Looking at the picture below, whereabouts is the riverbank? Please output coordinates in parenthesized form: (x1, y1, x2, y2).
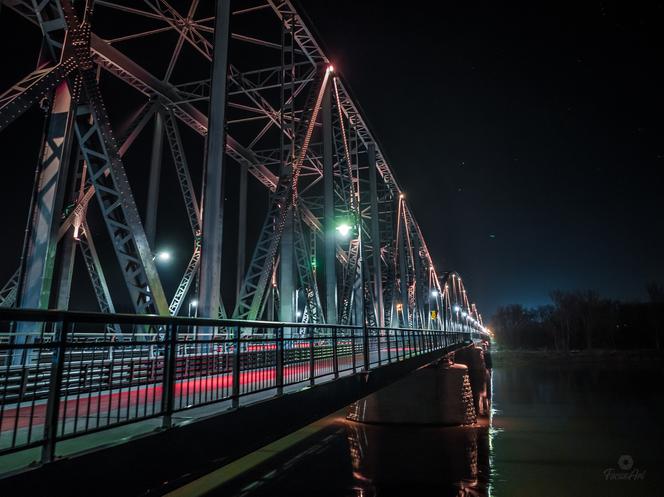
(490, 348, 664, 368)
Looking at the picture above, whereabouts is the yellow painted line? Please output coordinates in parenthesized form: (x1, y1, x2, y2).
(164, 411, 345, 497)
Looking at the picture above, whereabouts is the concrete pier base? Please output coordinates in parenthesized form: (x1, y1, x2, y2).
(347, 361, 477, 425)
(454, 346, 491, 417)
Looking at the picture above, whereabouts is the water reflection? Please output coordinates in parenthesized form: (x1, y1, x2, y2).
(345, 371, 493, 497)
(207, 355, 663, 497)
(346, 419, 491, 496)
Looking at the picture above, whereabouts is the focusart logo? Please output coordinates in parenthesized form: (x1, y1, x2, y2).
(603, 455, 646, 481)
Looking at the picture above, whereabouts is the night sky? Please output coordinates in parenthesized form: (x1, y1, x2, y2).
(302, 0, 664, 317)
(0, 2, 662, 319)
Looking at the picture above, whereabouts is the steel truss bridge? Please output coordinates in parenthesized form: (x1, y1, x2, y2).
(0, 0, 489, 468)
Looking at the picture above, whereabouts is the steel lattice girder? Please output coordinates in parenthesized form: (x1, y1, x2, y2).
(233, 67, 332, 320)
(1, 0, 168, 317)
(0, 0, 486, 330)
(162, 108, 203, 316)
(74, 95, 168, 314)
(78, 222, 122, 334)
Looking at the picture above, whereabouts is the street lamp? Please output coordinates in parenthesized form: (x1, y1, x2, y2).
(154, 250, 172, 263)
(431, 290, 439, 297)
(335, 223, 352, 238)
(188, 299, 198, 318)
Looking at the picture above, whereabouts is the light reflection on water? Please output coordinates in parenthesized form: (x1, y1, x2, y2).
(220, 357, 663, 497)
(345, 417, 492, 496)
(222, 372, 494, 497)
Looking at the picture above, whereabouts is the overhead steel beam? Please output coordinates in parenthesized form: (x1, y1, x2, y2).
(0, 58, 77, 132)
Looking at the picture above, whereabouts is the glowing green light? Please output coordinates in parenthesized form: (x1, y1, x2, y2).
(336, 223, 352, 237)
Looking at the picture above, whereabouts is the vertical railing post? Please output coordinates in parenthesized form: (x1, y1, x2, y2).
(332, 326, 339, 378)
(362, 320, 369, 371)
(376, 328, 382, 365)
(351, 328, 357, 373)
(232, 325, 241, 408)
(309, 327, 315, 386)
(400, 329, 405, 361)
(386, 328, 392, 363)
(42, 318, 69, 464)
(276, 326, 284, 395)
(161, 322, 177, 429)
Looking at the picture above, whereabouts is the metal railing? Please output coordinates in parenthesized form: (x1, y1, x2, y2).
(0, 308, 486, 464)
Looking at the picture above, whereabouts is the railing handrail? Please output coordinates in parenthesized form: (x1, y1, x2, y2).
(0, 307, 361, 330)
(0, 307, 487, 465)
(0, 308, 490, 337)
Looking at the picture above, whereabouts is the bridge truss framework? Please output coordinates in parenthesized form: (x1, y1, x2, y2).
(0, 0, 487, 340)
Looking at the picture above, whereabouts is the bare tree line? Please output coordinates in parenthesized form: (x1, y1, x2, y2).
(491, 283, 664, 351)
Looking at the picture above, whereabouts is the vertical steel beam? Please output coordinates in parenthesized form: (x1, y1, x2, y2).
(236, 164, 247, 298)
(145, 110, 164, 249)
(397, 200, 410, 327)
(280, 208, 295, 322)
(18, 81, 74, 312)
(279, 13, 295, 325)
(54, 228, 76, 309)
(322, 85, 337, 323)
(367, 143, 384, 327)
(198, 0, 231, 319)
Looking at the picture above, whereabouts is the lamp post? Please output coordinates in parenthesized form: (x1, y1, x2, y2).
(188, 299, 198, 336)
(188, 299, 198, 318)
(453, 305, 461, 333)
(429, 289, 439, 330)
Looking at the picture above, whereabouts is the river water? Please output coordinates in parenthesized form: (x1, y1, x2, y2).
(215, 354, 663, 497)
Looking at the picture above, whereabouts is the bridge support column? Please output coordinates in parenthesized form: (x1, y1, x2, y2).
(199, 0, 231, 320)
(280, 208, 295, 325)
(15, 81, 74, 363)
(236, 163, 247, 298)
(397, 199, 410, 327)
(367, 143, 383, 327)
(19, 82, 74, 312)
(348, 359, 479, 425)
(322, 85, 337, 323)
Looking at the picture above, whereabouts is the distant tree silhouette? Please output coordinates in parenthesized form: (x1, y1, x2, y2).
(646, 281, 664, 303)
(646, 282, 664, 349)
(490, 284, 664, 351)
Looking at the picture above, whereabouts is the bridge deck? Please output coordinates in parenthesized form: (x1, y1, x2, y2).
(0, 309, 484, 474)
